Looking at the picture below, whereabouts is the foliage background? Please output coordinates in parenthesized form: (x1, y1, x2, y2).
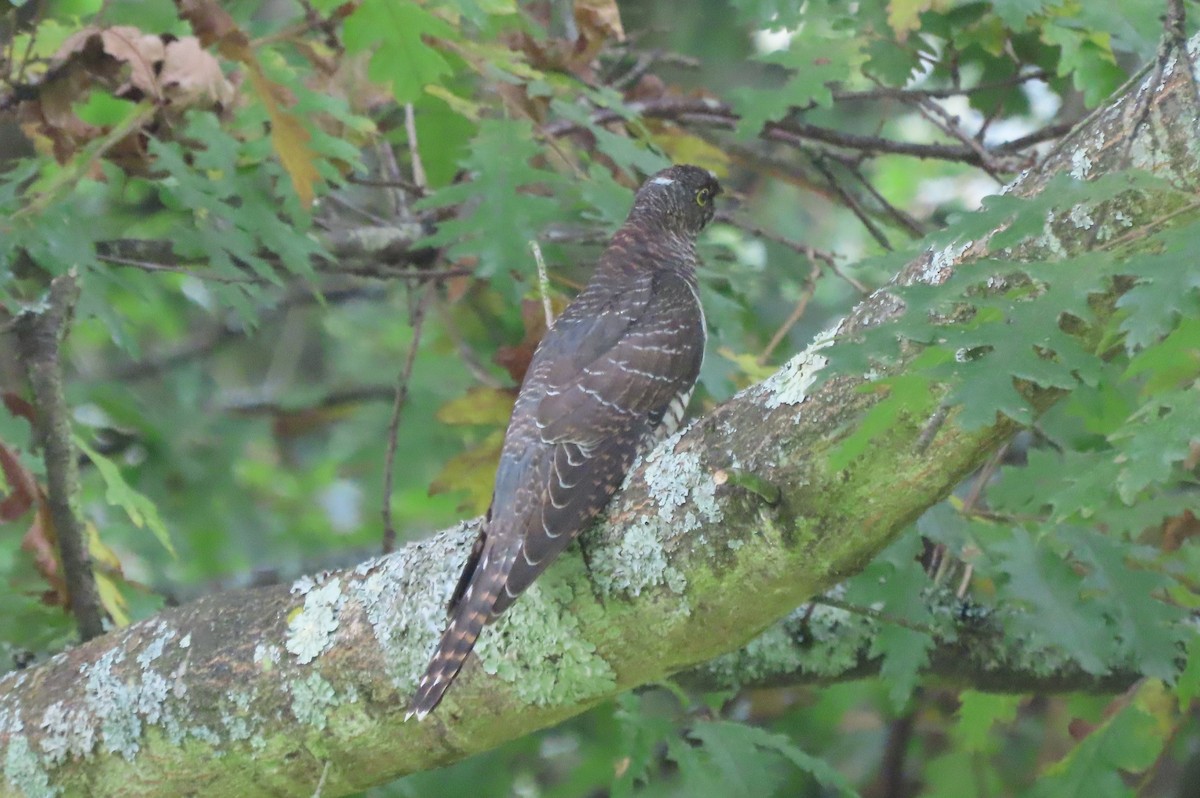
(1, 0, 1198, 795)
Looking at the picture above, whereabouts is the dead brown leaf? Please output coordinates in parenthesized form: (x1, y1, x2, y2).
(19, 490, 66, 608)
(0, 443, 38, 522)
(493, 297, 568, 384)
(175, 0, 243, 49)
(574, 0, 625, 44)
(17, 25, 235, 166)
(159, 37, 237, 111)
(177, 0, 320, 204)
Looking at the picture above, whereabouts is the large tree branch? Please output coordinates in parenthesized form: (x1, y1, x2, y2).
(3, 32, 1200, 798)
(680, 588, 1146, 696)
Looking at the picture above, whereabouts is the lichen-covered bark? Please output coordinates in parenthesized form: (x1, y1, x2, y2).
(4, 32, 1200, 798)
(679, 588, 1144, 696)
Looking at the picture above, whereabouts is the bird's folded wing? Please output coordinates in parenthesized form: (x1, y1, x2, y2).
(490, 272, 704, 610)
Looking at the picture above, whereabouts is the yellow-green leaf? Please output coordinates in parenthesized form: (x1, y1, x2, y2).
(429, 429, 504, 514)
(437, 387, 515, 426)
(76, 436, 176, 558)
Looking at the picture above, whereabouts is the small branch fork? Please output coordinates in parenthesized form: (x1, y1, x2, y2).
(11, 272, 106, 641)
(544, 97, 1071, 172)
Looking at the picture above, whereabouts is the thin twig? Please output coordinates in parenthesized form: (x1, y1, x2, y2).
(13, 272, 106, 641)
(915, 404, 951, 454)
(715, 211, 868, 294)
(404, 103, 427, 190)
(758, 261, 821, 364)
(381, 285, 434, 555)
(912, 95, 1005, 181)
(543, 97, 1064, 169)
(812, 156, 893, 250)
(311, 760, 331, 798)
(376, 140, 411, 218)
(220, 384, 395, 415)
(844, 161, 927, 239)
(434, 301, 505, 389)
(97, 254, 256, 284)
(346, 175, 428, 197)
(530, 241, 554, 328)
(830, 69, 1051, 103)
(100, 286, 385, 382)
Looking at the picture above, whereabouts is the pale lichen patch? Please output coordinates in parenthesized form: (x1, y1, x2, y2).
(589, 517, 687, 599)
(643, 437, 721, 532)
(755, 324, 838, 409)
(290, 574, 317, 596)
(703, 599, 875, 688)
(291, 673, 337, 731)
(1068, 203, 1094, 230)
(253, 643, 281, 671)
(1070, 148, 1093, 180)
(222, 691, 255, 742)
(1038, 211, 1069, 259)
(136, 625, 176, 669)
(84, 649, 143, 759)
(643, 431, 692, 517)
(347, 521, 480, 689)
(285, 577, 343, 665)
(474, 567, 615, 707)
(917, 240, 973, 286)
(4, 734, 55, 798)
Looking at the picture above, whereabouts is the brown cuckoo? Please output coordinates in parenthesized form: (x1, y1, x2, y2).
(408, 164, 721, 720)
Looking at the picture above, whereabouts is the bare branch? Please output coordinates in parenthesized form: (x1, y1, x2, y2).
(382, 286, 433, 555)
(12, 272, 105, 641)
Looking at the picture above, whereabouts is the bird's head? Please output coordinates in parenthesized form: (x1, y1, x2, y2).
(629, 164, 722, 236)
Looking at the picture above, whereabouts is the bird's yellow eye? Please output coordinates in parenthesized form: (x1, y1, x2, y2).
(696, 188, 710, 206)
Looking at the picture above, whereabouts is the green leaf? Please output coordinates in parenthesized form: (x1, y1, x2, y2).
(1033, 699, 1167, 797)
(732, 25, 867, 138)
(1110, 390, 1200, 503)
(1116, 224, 1200, 350)
(991, 528, 1115, 674)
(1123, 316, 1200, 395)
(828, 348, 949, 471)
(611, 692, 679, 797)
(1042, 25, 1126, 108)
(343, 0, 456, 105)
(1065, 529, 1185, 680)
(682, 721, 860, 798)
(845, 535, 937, 711)
(991, 0, 1053, 30)
(954, 692, 1021, 753)
(417, 118, 565, 299)
(76, 436, 176, 558)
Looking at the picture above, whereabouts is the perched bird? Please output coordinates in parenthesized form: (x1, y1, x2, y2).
(408, 164, 721, 720)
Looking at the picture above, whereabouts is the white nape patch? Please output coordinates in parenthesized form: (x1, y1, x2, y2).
(651, 176, 675, 186)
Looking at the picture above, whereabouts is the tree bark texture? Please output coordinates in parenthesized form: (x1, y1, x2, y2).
(3, 33, 1200, 798)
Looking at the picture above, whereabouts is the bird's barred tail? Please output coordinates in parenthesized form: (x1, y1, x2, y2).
(406, 547, 510, 721)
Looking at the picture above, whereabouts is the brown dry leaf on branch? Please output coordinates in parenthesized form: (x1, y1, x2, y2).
(0, 441, 38, 524)
(16, 25, 234, 166)
(1, 397, 130, 623)
(177, 0, 322, 204)
(0, 434, 68, 608)
(493, 297, 568, 384)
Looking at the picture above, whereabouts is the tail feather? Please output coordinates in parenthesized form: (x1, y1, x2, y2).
(406, 546, 510, 721)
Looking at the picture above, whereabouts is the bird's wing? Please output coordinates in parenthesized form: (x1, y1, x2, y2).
(491, 271, 705, 612)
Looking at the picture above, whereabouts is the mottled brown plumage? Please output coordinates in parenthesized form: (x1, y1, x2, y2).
(408, 164, 721, 720)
